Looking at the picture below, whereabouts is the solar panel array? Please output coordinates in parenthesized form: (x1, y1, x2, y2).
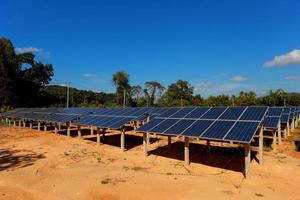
(137, 106, 268, 143)
(263, 107, 283, 129)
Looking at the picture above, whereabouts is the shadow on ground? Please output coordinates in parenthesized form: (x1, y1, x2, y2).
(0, 148, 46, 171)
(148, 141, 257, 175)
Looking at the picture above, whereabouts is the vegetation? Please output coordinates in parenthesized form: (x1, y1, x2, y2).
(1, 38, 300, 110)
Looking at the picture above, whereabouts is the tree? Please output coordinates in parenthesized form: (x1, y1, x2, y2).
(0, 37, 53, 107)
(131, 85, 142, 106)
(159, 80, 194, 107)
(112, 71, 131, 106)
(205, 94, 231, 106)
(145, 81, 165, 107)
(234, 91, 257, 106)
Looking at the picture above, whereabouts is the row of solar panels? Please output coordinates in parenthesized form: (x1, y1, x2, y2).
(1, 106, 299, 131)
(136, 106, 300, 143)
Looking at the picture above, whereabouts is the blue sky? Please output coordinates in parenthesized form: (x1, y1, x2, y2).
(1, 0, 300, 97)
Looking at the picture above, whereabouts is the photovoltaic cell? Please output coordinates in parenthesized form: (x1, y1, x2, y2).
(239, 107, 268, 121)
(267, 107, 283, 116)
(264, 116, 280, 128)
(280, 114, 289, 123)
(159, 108, 182, 118)
(184, 107, 210, 119)
(182, 120, 214, 137)
(200, 107, 227, 119)
(150, 119, 179, 133)
(225, 121, 260, 142)
(169, 108, 195, 118)
(200, 120, 235, 139)
(137, 118, 164, 132)
(164, 119, 196, 135)
(219, 107, 246, 120)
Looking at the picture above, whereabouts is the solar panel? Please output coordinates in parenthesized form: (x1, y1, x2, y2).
(150, 119, 180, 133)
(264, 116, 280, 129)
(267, 107, 283, 117)
(137, 118, 164, 132)
(164, 119, 196, 135)
(239, 107, 268, 121)
(224, 121, 260, 142)
(169, 108, 195, 118)
(200, 120, 235, 140)
(182, 120, 214, 137)
(201, 107, 227, 119)
(159, 108, 182, 118)
(280, 114, 289, 123)
(184, 107, 210, 119)
(219, 107, 246, 120)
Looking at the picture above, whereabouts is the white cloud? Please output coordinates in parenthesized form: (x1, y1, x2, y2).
(231, 75, 248, 81)
(194, 81, 242, 97)
(15, 46, 50, 58)
(263, 49, 300, 67)
(284, 76, 300, 81)
(83, 73, 96, 78)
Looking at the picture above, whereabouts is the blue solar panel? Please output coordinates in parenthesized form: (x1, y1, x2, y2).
(107, 117, 135, 129)
(200, 107, 227, 119)
(182, 120, 214, 137)
(282, 107, 290, 114)
(159, 108, 182, 118)
(267, 107, 283, 116)
(280, 114, 289, 123)
(137, 118, 164, 132)
(225, 121, 260, 142)
(164, 119, 196, 135)
(169, 108, 195, 118)
(184, 107, 210, 119)
(200, 120, 235, 140)
(264, 116, 280, 128)
(219, 107, 246, 120)
(239, 107, 268, 121)
(150, 119, 179, 133)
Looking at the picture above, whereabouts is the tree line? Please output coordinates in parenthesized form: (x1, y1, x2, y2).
(1, 38, 300, 110)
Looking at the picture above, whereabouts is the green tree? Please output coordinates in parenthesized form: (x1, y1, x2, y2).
(234, 91, 257, 106)
(112, 71, 131, 107)
(144, 81, 165, 107)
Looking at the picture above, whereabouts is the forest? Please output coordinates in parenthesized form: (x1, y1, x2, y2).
(1, 37, 300, 110)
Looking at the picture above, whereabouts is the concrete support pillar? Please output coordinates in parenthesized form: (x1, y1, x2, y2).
(277, 123, 282, 145)
(29, 121, 32, 130)
(258, 127, 263, 164)
(143, 132, 148, 156)
(168, 136, 172, 151)
(77, 125, 81, 138)
(54, 123, 58, 134)
(18, 120, 21, 127)
(184, 137, 190, 167)
(67, 123, 71, 137)
(207, 140, 211, 156)
(272, 131, 277, 151)
(96, 128, 100, 145)
(58, 123, 61, 131)
(283, 127, 287, 139)
(90, 126, 94, 135)
(146, 132, 150, 145)
(13, 120, 16, 126)
(121, 129, 125, 152)
(5, 118, 8, 124)
(8, 119, 11, 126)
(44, 123, 47, 132)
(287, 123, 290, 136)
(23, 121, 26, 127)
(291, 118, 295, 131)
(244, 143, 251, 178)
(37, 122, 41, 131)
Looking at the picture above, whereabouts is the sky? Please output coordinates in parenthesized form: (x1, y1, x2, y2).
(1, 0, 300, 97)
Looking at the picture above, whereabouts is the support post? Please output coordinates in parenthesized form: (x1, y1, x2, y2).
(78, 125, 81, 138)
(13, 120, 16, 126)
(29, 121, 32, 130)
(90, 126, 94, 135)
(283, 127, 287, 139)
(58, 123, 61, 131)
(54, 123, 58, 134)
(121, 129, 125, 152)
(277, 123, 282, 145)
(23, 121, 26, 127)
(258, 127, 263, 164)
(168, 136, 172, 151)
(207, 140, 211, 156)
(184, 137, 190, 167)
(287, 122, 290, 136)
(244, 143, 251, 178)
(38, 122, 41, 131)
(96, 128, 100, 145)
(44, 123, 47, 132)
(8, 119, 11, 126)
(272, 131, 277, 151)
(18, 120, 21, 127)
(67, 123, 71, 137)
(147, 132, 150, 145)
(143, 132, 148, 156)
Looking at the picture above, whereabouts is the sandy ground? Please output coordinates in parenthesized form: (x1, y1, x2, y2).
(1, 124, 300, 200)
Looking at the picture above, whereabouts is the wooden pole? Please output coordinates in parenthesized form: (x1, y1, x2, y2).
(184, 137, 190, 167)
(244, 143, 251, 178)
(258, 127, 263, 164)
(121, 129, 125, 152)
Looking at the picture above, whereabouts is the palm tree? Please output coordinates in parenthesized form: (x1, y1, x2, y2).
(112, 71, 130, 107)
